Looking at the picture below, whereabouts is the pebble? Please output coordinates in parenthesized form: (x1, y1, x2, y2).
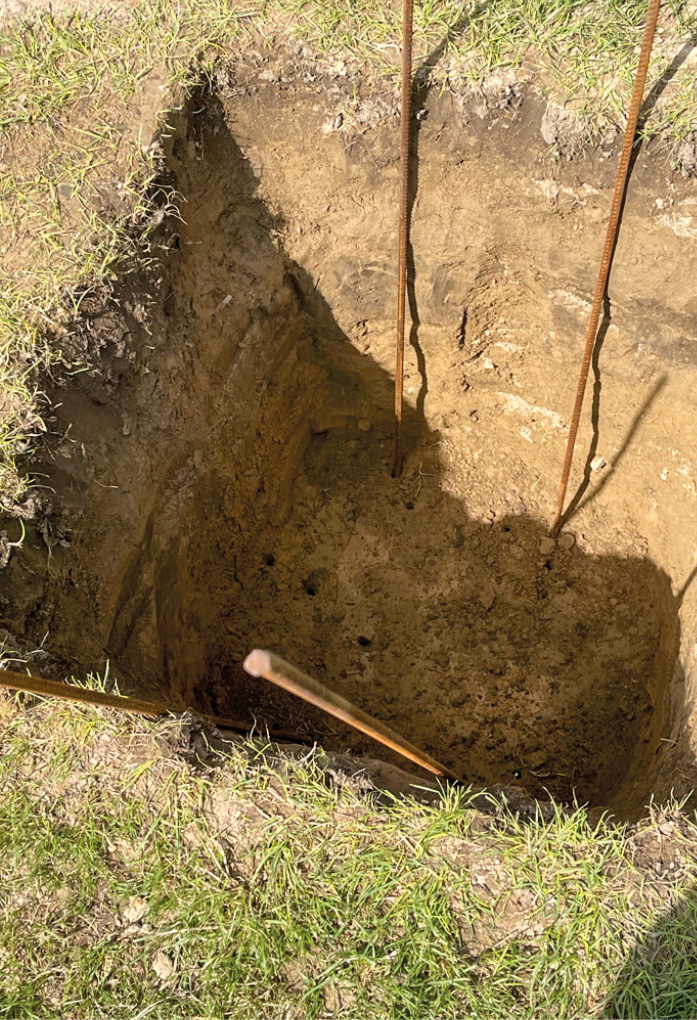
(590, 455, 607, 472)
(558, 532, 576, 551)
(538, 537, 556, 556)
(357, 419, 371, 432)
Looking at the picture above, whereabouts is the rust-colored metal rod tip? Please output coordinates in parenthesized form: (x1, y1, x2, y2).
(243, 648, 462, 783)
(243, 649, 273, 678)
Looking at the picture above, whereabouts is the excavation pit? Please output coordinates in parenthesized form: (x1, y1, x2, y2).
(208, 437, 676, 810)
(10, 81, 697, 818)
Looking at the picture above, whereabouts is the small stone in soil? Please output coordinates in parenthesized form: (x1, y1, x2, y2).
(558, 532, 576, 551)
(538, 536, 556, 556)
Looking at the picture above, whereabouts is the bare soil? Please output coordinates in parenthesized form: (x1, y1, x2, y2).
(4, 67, 697, 817)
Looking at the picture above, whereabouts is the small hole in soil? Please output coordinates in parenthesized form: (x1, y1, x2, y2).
(357, 635, 372, 647)
(303, 581, 318, 597)
(405, 501, 415, 510)
(265, 554, 275, 567)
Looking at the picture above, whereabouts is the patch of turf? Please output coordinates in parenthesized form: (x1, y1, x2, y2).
(0, 690, 696, 1018)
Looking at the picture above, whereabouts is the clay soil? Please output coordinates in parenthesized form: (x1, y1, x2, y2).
(4, 66, 697, 818)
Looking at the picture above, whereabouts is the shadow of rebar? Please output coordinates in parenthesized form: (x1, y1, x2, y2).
(635, 36, 697, 140)
(677, 562, 697, 608)
(560, 364, 667, 528)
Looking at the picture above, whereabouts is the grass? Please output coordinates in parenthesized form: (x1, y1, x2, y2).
(0, 689, 696, 1018)
(0, 0, 695, 507)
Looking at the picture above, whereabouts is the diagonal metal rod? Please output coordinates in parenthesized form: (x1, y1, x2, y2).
(0, 667, 167, 715)
(394, 0, 414, 477)
(0, 666, 310, 742)
(244, 648, 462, 782)
(551, 0, 661, 538)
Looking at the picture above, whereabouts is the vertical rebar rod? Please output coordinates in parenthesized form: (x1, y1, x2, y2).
(550, 0, 661, 537)
(394, 0, 414, 477)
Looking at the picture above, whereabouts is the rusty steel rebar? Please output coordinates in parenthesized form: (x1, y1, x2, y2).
(0, 666, 310, 742)
(243, 648, 462, 782)
(394, 0, 414, 477)
(551, 0, 661, 538)
(0, 667, 167, 715)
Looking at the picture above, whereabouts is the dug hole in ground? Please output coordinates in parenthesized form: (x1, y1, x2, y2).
(5, 67, 697, 821)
